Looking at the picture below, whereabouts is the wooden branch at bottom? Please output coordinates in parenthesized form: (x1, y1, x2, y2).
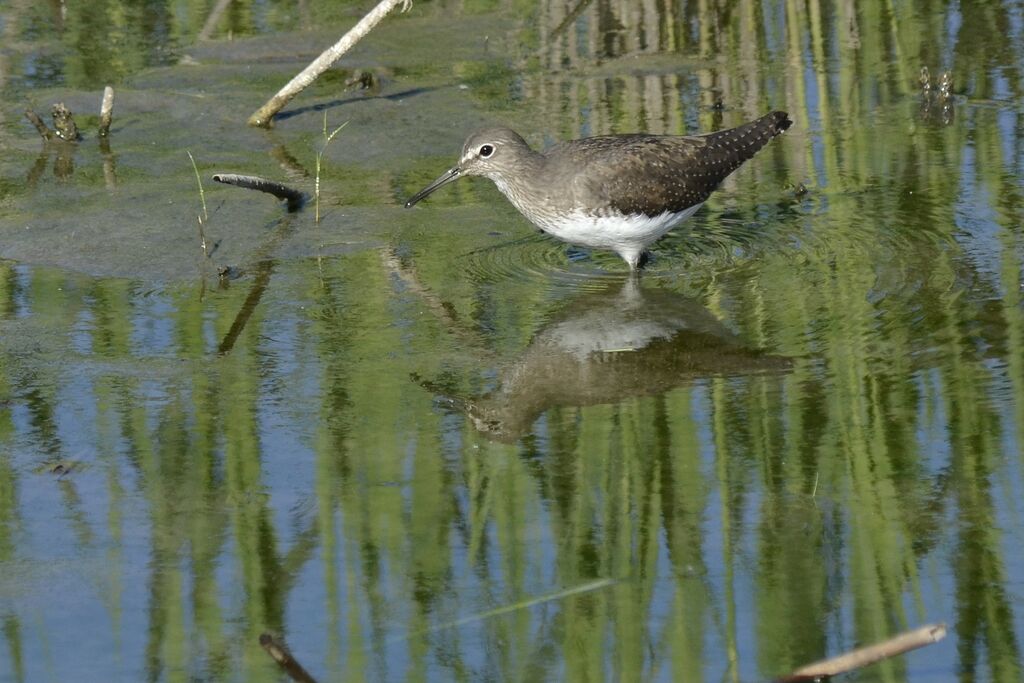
(776, 623, 947, 682)
(259, 633, 319, 683)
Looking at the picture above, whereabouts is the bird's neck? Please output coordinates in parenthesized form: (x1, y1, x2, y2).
(489, 152, 548, 217)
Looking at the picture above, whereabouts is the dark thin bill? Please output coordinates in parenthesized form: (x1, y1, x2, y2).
(405, 166, 462, 208)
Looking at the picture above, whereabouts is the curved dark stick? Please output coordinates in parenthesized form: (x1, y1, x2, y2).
(213, 173, 306, 212)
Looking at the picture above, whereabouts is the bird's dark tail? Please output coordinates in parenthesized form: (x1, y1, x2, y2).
(758, 110, 792, 136)
(696, 110, 791, 176)
(708, 110, 791, 140)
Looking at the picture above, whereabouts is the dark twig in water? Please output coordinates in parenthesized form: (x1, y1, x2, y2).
(247, 0, 411, 127)
(51, 103, 80, 141)
(98, 86, 114, 137)
(776, 623, 947, 682)
(213, 173, 306, 212)
(259, 633, 319, 683)
(24, 109, 53, 140)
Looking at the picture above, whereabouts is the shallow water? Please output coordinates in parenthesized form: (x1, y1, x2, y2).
(1, 1, 1023, 681)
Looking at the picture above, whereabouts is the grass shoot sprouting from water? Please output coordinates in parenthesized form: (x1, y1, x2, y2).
(314, 114, 349, 224)
(187, 150, 209, 257)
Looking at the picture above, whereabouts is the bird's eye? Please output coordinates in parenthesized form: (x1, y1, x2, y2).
(479, 144, 495, 158)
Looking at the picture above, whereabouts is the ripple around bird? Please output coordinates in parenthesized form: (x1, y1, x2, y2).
(459, 233, 629, 290)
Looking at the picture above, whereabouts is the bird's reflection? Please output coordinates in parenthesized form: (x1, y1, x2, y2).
(387, 251, 790, 442)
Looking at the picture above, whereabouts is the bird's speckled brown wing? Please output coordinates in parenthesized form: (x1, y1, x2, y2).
(551, 111, 791, 217)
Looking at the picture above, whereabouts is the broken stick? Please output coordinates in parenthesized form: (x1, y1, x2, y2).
(777, 623, 947, 682)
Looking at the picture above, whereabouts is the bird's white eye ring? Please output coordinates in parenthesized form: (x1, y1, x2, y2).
(479, 144, 495, 158)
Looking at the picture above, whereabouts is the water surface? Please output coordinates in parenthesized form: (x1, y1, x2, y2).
(0, 1, 1023, 681)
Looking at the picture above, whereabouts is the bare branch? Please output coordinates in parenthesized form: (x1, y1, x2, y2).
(247, 0, 411, 127)
(98, 86, 114, 137)
(777, 623, 947, 682)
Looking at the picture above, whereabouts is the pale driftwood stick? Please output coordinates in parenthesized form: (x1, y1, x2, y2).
(24, 109, 52, 139)
(258, 633, 319, 683)
(777, 623, 947, 682)
(198, 0, 234, 41)
(212, 173, 305, 212)
(98, 86, 114, 137)
(246, 0, 411, 128)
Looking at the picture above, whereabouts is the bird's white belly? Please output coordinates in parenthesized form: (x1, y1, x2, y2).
(490, 176, 704, 266)
(528, 204, 703, 252)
